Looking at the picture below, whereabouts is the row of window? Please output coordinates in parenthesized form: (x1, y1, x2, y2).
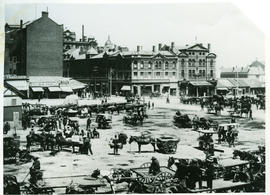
(182, 59, 214, 66)
(133, 61, 177, 70)
(187, 70, 214, 77)
(188, 52, 206, 55)
(133, 59, 214, 69)
(133, 70, 214, 78)
(133, 72, 176, 77)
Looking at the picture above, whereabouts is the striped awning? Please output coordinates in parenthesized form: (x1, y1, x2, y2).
(60, 86, 73, 93)
(31, 87, 44, 92)
(48, 87, 61, 92)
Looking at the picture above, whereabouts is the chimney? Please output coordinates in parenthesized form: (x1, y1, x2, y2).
(207, 43, 211, 51)
(137, 45, 140, 52)
(152, 45, 156, 52)
(171, 42, 175, 50)
(20, 20, 23, 29)
(42, 11, 48, 18)
(82, 25, 84, 42)
(158, 43, 162, 51)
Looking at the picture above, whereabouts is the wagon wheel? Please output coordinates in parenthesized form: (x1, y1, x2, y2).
(153, 172, 173, 184)
(137, 176, 155, 184)
(152, 183, 166, 193)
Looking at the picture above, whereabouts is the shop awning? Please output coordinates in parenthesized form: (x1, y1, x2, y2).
(48, 87, 61, 92)
(121, 85, 131, 91)
(31, 87, 44, 92)
(60, 86, 73, 93)
(216, 87, 228, 91)
(190, 81, 212, 87)
(6, 80, 29, 91)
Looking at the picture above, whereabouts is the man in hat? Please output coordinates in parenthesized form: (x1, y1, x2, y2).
(205, 157, 215, 189)
(149, 157, 160, 175)
(174, 160, 187, 187)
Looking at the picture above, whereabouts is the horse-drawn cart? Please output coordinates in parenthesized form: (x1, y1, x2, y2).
(156, 136, 180, 154)
(129, 166, 186, 193)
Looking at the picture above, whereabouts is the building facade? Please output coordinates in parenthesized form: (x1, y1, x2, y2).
(64, 42, 217, 97)
(5, 11, 63, 76)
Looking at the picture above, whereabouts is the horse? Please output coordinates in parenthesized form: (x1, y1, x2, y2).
(129, 136, 156, 153)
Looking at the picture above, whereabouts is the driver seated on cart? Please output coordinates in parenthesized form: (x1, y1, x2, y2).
(149, 156, 160, 175)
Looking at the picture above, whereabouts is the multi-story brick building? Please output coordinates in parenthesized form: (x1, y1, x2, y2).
(5, 11, 63, 76)
(64, 42, 217, 97)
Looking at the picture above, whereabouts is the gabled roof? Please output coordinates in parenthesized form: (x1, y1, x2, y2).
(186, 43, 208, 51)
(152, 53, 166, 59)
(206, 53, 216, 58)
(178, 52, 189, 57)
(86, 47, 98, 55)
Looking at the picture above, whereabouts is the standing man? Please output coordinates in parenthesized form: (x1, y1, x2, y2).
(83, 136, 93, 155)
(112, 135, 119, 155)
(4, 121, 10, 134)
(149, 157, 161, 175)
(86, 115, 91, 130)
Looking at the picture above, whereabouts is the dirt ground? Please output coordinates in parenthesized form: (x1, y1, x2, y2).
(4, 96, 265, 193)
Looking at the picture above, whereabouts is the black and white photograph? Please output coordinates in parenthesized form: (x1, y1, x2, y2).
(2, 0, 268, 194)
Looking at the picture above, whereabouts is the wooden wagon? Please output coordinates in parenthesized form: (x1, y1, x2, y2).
(156, 136, 180, 154)
(129, 165, 178, 193)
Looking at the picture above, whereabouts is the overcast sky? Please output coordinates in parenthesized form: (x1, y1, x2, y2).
(5, 3, 265, 71)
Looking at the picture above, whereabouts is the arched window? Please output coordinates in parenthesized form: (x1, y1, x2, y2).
(133, 61, 138, 69)
(172, 61, 176, 69)
(140, 61, 144, 69)
(188, 59, 192, 66)
(210, 59, 214, 66)
(165, 61, 169, 69)
(148, 61, 152, 69)
(155, 61, 159, 69)
(202, 59, 206, 65)
(192, 59, 196, 66)
(199, 59, 202, 65)
(181, 59, 185, 66)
